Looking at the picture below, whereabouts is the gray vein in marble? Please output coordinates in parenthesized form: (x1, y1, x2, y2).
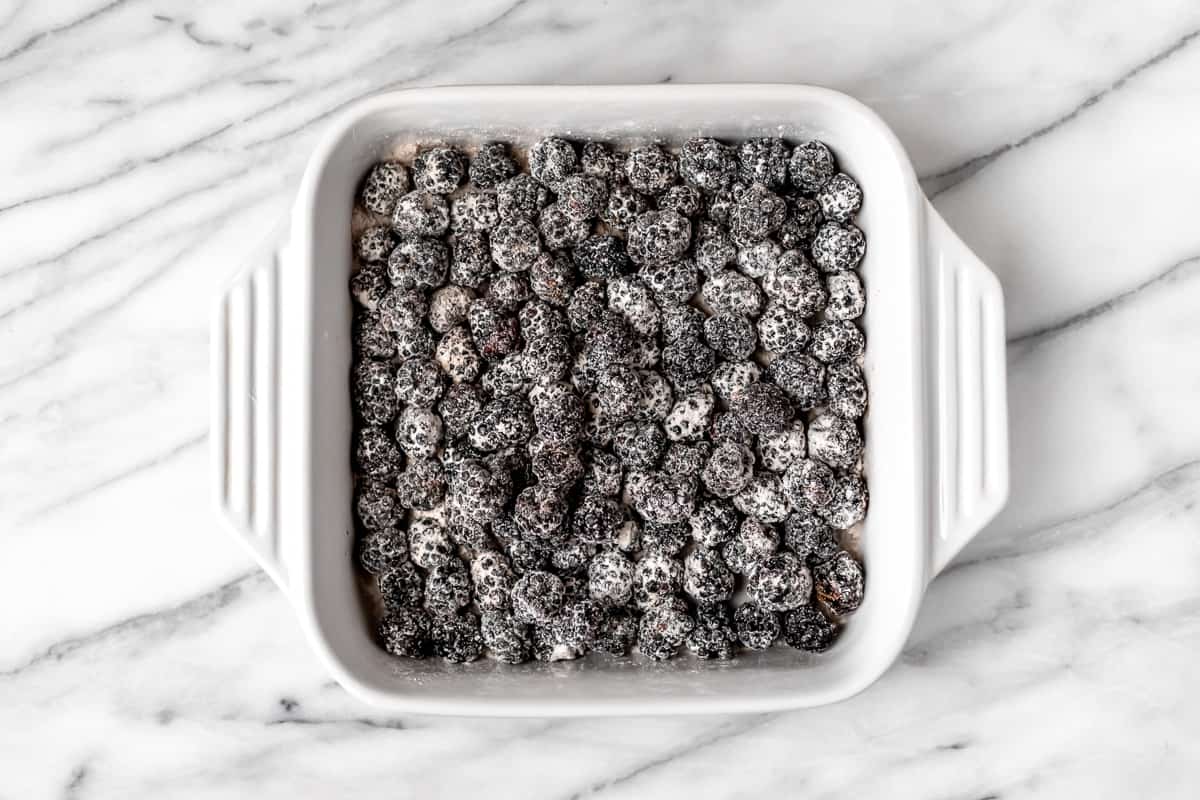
(62, 762, 89, 799)
(0, 570, 262, 677)
(922, 24, 1200, 197)
(1008, 253, 1200, 350)
(0, 0, 130, 63)
(563, 715, 778, 799)
(22, 431, 206, 522)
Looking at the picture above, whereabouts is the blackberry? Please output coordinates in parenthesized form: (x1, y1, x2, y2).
(826, 272, 865, 321)
(757, 303, 810, 355)
(782, 507, 839, 562)
(594, 605, 638, 655)
(467, 298, 521, 361)
(823, 474, 868, 529)
(731, 382, 791, 435)
(701, 269, 763, 316)
(582, 450, 623, 497)
(734, 602, 780, 650)
(607, 276, 660, 338)
(737, 137, 790, 188)
(789, 140, 837, 194)
(782, 605, 838, 652)
(777, 194, 824, 249)
(587, 549, 635, 606)
(736, 238, 782, 279)
(632, 471, 696, 525)
(428, 285, 474, 333)
(511, 570, 567, 624)
(531, 442, 584, 491)
(392, 191, 451, 238)
(360, 161, 411, 216)
(356, 225, 395, 263)
(636, 369, 675, 420)
(350, 264, 389, 311)
(687, 604, 737, 660)
(679, 137, 737, 193)
(810, 319, 865, 363)
(641, 520, 689, 556)
(435, 325, 483, 383)
(733, 471, 790, 524)
(638, 258, 698, 304)
(379, 561, 425, 612)
(379, 607, 431, 658)
(557, 175, 608, 221)
(529, 136, 579, 188)
(356, 479, 400, 530)
(689, 498, 739, 548)
(701, 440, 755, 498)
(513, 485, 569, 541)
(449, 231, 493, 288)
(657, 184, 702, 217)
(408, 518, 455, 569)
(394, 358, 444, 408)
(637, 601, 694, 660)
(757, 421, 807, 473)
(496, 174, 552, 222)
(761, 250, 827, 317)
(396, 457, 447, 510)
(519, 298, 570, 341)
(704, 312, 757, 360)
(627, 210, 691, 266)
(661, 337, 716, 387)
(424, 560, 472, 613)
(471, 549, 516, 612)
(661, 440, 710, 477)
(826, 359, 867, 418)
(816, 172, 863, 223)
(728, 182, 787, 245)
(693, 220, 736, 275)
(612, 419, 666, 470)
(469, 142, 518, 189)
(573, 235, 630, 282)
(353, 313, 394, 360)
(387, 236, 449, 290)
(663, 388, 715, 442)
(808, 413, 863, 470)
(480, 610, 532, 664)
(394, 406, 442, 458)
(490, 219, 542, 273)
(354, 360, 398, 426)
(746, 551, 812, 611)
(601, 183, 648, 232)
(431, 610, 484, 663)
(413, 146, 466, 195)
(721, 517, 779, 574)
(683, 548, 735, 605)
(581, 141, 618, 179)
(355, 425, 401, 479)
(595, 364, 644, 421)
(358, 526, 408, 575)
(811, 222, 866, 272)
(710, 360, 760, 403)
(625, 144, 677, 195)
(766, 353, 827, 410)
(660, 303, 705, 344)
(538, 203, 591, 250)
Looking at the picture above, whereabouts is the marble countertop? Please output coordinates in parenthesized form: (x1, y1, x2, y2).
(4, 1, 1199, 797)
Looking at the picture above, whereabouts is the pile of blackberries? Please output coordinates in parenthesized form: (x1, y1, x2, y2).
(351, 135, 867, 665)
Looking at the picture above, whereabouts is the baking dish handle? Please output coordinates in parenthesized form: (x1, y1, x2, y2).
(925, 204, 1010, 575)
(211, 229, 290, 593)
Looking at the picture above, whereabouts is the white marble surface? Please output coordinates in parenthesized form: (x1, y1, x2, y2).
(3, 0, 1200, 796)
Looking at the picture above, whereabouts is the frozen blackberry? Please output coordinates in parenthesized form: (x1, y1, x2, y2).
(734, 471, 790, 523)
(550, 537, 596, 576)
(526, 254, 572, 309)
(632, 471, 696, 524)
(413, 146, 465, 195)
(529, 136, 578, 188)
(661, 440, 710, 477)
(781, 507, 839, 562)
(353, 313, 394, 360)
(747, 551, 812, 611)
(660, 303, 705, 344)
(427, 286, 473, 333)
(601, 183, 649, 232)
(701, 269, 763, 316)
(710, 411, 754, 446)
(594, 605, 638, 655)
(657, 184, 702, 218)
(350, 265, 389, 311)
(638, 258, 698, 304)
(531, 443, 583, 490)
(556, 175, 608, 221)
(816, 172, 862, 223)
(612, 419, 666, 470)
(627, 210, 691, 266)
(387, 237, 448, 290)
(814, 551, 865, 618)
(729, 182, 787, 245)
(823, 474, 868, 529)
(826, 272, 865, 321)
(449, 190, 500, 233)
(757, 303, 810, 355)
(424, 560, 472, 613)
(435, 325, 483, 383)
(595, 365, 643, 420)
(810, 320, 865, 364)
(789, 140, 837, 194)
(511, 570, 567, 624)
(736, 239, 782, 279)
(393, 358, 443, 408)
(661, 337, 716, 388)
(686, 498, 737, 548)
(356, 479, 400, 530)
(355, 225, 395, 264)
(704, 312, 757, 360)
(487, 275, 530, 313)
(480, 610, 531, 664)
(469, 142, 518, 189)
(391, 191, 451, 238)
(702, 440, 755, 498)
(734, 602, 780, 650)
(470, 395, 534, 451)
(360, 161, 411, 216)
(581, 141, 618, 179)
(615, 519, 643, 554)
(693, 220, 736, 275)
(496, 173, 552, 222)
(634, 336, 661, 373)
(761, 250, 827, 317)
(808, 412, 863, 471)
(637, 601, 694, 660)
(782, 458, 835, 510)
(431, 610, 484, 663)
(721, 517, 779, 574)
(811, 222, 866, 273)
(355, 425, 401, 479)
(379, 607, 431, 658)
(663, 388, 715, 442)
(737, 137, 790, 188)
(782, 604, 838, 652)
(537, 203, 591, 250)
(731, 383, 791, 435)
(394, 406, 442, 458)
(470, 549, 516, 612)
(407, 517, 454, 569)
(553, 598, 605, 652)
(449, 231, 493, 288)
(683, 548, 735, 605)
(705, 182, 746, 226)
(353, 360, 398, 426)
(606, 276, 659, 339)
(687, 604, 737, 660)
(766, 353, 827, 410)
(679, 137, 737, 193)
(396, 457, 447, 510)
(519, 298, 569, 341)
(777, 194, 824, 249)
(358, 526, 408, 575)
(757, 421, 807, 473)
(710, 360, 760, 403)
(436, 381, 482, 438)
(513, 485, 569, 541)
(466, 298, 520, 362)
(573, 235, 630, 283)
(585, 549, 634, 606)
(623, 144, 676, 194)
(394, 324, 436, 362)
(636, 369, 674, 420)
(582, 450, 623, 497)
(641, 521, 688, 556)
(507, 537, 552, 574)
(379, 561, 424, 611)
(824, 361, 865, 421)
(490, 219, 542, 273)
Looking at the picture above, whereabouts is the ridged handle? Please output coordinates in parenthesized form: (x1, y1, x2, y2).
(926, 204, 1010, 575)
(211, 234, 288, 591)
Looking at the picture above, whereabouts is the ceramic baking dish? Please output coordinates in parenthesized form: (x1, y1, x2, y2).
(210, 84, 1008, 716)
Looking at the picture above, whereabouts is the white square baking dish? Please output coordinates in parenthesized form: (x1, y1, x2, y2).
(211, 84, 1008, 716)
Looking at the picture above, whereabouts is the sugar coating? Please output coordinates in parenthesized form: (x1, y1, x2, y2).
(782, 605, 838, 652)
(688, 604, 737, 660)
(789, 141, 837, 193)
(683, 548, 735, 605)
(721, 517, 779, 574)
(638, 600, 694, 660)
(469, 142, 517, 189)
(379, 607, 431, 658)
(625, 144, 678, 195)
(811, 222, 866, 272)
(587, 549, 635, 606)
(358, 526, 409, 575)
(701, 269, 763, 316)
(679, 137, 737, 193)
(663, 387, 715, 442)
(361, 161, 412, 216)
(689, 498, 739, 548)
(761, 250, 827, 317)
(702, 440, 756, 498)
(756, 303, 810, 355)
(783, 457, 836, 510)
(747, 552, 812, 611)
(529, 137, 579, 188)
(481, 610, 532, 663)
(758, 421, 807, 473)
(733, 471, 791, 524)
(817, 172, 863, 223)
(710, 359, 760, 402)
(734, 602, 781, 650)
(392, 191, 451, 238)
(627, 210, 692, 266)
(431, 611, 484, 663)
(808, 413, 863, 470)
(826, 272, 865, 321)
(766, 353, 827, 410)
(737, 138, 790, 188)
